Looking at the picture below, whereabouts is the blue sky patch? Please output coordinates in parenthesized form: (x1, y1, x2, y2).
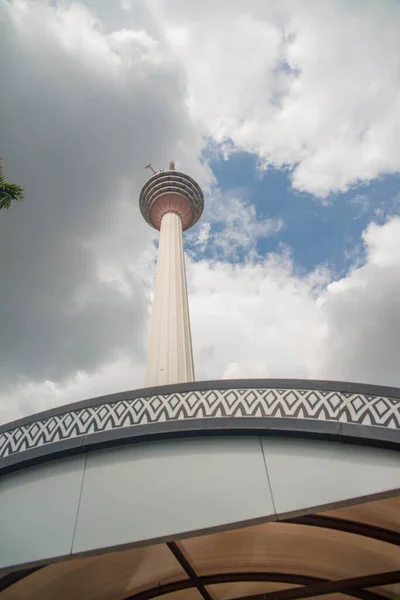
(189, 149, 400, 277)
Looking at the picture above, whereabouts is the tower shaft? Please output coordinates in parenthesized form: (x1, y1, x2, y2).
(145, 211, 195, 387)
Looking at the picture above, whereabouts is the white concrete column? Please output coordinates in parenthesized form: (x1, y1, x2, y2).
(145, 211, 195, 387)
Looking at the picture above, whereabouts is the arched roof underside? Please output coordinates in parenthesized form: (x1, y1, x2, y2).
(0, 495, 399, 600)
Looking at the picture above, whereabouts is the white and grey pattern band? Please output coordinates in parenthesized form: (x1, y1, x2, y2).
(1, 380, 399, 471)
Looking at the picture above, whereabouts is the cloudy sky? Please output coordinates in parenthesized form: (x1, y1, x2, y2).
(1, 0, 400, 423)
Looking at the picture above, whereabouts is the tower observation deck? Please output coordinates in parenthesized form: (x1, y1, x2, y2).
(139, 161, 204, 387)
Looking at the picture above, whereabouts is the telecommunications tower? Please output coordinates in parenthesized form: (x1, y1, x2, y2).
(139, 160, 204, 387)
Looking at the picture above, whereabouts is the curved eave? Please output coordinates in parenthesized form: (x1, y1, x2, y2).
(1, 378, 399, 475)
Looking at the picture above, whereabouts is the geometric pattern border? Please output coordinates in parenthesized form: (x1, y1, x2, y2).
(1, 386, 400, 459)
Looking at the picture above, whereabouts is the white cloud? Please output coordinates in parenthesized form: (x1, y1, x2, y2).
(208, 196, 284, 261)
(0, 356, 144, 426)
(188, 251, 328, 382)
(150, 0, 400, 197)
(189, 215, 400, 387)
(316, 218, 400, 384)
(188, 189, 283, 261)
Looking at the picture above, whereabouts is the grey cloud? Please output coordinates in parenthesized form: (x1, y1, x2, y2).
(319, 264, 400, 387)
(0, 1, 201, 385)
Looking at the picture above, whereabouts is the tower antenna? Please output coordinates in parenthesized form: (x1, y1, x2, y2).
(145, 164, 157, 175)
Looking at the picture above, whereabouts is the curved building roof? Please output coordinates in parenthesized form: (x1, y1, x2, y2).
(0, 379, 399, 599)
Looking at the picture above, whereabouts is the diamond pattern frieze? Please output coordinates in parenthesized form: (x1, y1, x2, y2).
(0, 386, 399, 459)
(342, 393, 400, 428)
